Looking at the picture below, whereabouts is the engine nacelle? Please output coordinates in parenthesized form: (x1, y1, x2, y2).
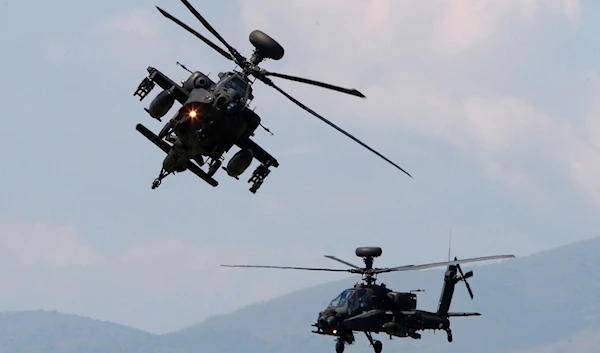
(240, 108, 261, 139)
(388, 292, 417, 311)
(148, 88, 175, 119)
(226, 149, 254, 177)
(182, 71, 213, 92)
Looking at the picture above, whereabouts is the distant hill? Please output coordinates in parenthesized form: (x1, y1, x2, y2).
(1, 237, 600, 353)
(0, 310, 161, 353)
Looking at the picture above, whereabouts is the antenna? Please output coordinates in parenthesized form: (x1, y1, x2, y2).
(448, 229, 452, 261)
(176, 61, 192, 73)
(259, 122, 273, 136)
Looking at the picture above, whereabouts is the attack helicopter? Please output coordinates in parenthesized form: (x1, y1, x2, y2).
(222, 246, 514, 353)
(133, 0, 411, 193)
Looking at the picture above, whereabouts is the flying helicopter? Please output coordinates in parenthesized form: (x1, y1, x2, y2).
(133, 0, 411, 193)
(222, 246, 515, 353)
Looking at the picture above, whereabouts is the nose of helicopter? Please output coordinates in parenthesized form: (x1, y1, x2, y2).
(317, 309, 344, 331)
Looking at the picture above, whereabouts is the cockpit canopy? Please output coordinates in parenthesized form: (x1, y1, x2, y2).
(216, 73, 252, 101)
(328, 288, 372, 316)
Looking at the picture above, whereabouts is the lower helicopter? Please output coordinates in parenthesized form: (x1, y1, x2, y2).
(222, 246, 515, 353)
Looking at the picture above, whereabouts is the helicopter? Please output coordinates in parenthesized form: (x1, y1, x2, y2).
(133, 0, 411, 193)
(221, 246, 515, 353)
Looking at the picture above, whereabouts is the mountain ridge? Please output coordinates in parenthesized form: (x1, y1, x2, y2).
(1, 236, 599, 353)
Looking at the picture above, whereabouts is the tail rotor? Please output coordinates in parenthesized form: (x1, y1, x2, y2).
(454, 256, 475, 299)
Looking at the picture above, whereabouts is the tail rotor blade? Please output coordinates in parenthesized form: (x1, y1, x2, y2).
(455, 260, 474, 299)
(464, 279, 474, 299)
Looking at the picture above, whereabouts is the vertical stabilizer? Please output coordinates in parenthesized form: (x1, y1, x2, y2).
(437, 264, 459, 316)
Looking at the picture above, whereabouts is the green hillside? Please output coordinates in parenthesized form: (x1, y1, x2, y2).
(1, 237, 599, 353)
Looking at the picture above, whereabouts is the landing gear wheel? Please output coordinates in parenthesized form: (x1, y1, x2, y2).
(446, 329, 453, 342)
(364, 331, 381, 353)
(151, 168, 172, 190)
(335, 339, 344, 353)
(373, 340, 382, 353)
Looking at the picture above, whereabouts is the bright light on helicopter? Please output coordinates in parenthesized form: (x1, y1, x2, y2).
(188, 110, 197, 118)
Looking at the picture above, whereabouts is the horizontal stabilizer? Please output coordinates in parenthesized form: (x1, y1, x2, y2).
(447, 312, 481, 317)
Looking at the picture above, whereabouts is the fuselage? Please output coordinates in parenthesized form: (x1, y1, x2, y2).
(159, 70, 262, 170)
(314, 283, 449, 339)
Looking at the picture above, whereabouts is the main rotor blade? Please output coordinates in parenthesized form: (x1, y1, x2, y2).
(156, 6, 233, 61)
(221, 264, 351, 272)
(324, 255, 361, 269)
(261, 71, 365, 98)
(178, 0, 245, 64)
(257, 77, 412, 177)
(374, 254, 515, 274)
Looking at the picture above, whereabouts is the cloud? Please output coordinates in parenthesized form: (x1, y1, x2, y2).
(563, 138, 600, 210)
(43, 39, 71, 63)
(0, 218, 339, 333)
(323, 191, 376, 215)
(234, 0, 597, 213)
(102, 9, 162, 37)
(461, 96, 554, 151)
(480, 161, 552, 211)
(79, 8, 179, 70)
(0, 218, 105, 268)
(584, 99, 600, 150)
(429, 0, 583, 56)
(282, 141, 322, 157)
(117, 235, 301, 269)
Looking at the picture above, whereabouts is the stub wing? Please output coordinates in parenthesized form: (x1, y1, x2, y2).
(235, 137, 279, 168)
(135, 123, 218, 187)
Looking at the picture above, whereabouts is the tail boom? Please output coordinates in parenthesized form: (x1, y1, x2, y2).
(436, 264, 460, 316)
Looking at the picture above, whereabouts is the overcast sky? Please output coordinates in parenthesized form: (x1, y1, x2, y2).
(0, 0, 598, 334)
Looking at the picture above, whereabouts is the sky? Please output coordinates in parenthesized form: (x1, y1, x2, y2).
(0, 0, 599, 334)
